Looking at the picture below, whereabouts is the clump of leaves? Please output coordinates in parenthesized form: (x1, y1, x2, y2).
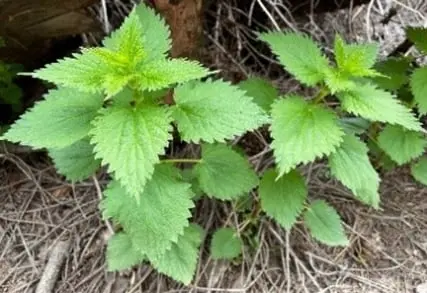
(238, 28, 427, 249)
(0, 3, 267, 285)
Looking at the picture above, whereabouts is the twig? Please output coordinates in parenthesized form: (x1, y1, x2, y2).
(35, 239, 72, 293)
(92, 175, 115, 235)
(0, 141, 43, 154)
(101, 0, 111, 33)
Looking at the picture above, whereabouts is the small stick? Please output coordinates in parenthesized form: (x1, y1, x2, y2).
(35, 239, 71, 293)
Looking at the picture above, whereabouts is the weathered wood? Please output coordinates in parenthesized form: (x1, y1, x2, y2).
(0, 0, 99, 65)
(0, 0, 98, 40)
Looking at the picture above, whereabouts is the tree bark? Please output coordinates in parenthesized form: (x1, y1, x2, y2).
(153, 0, 203, 59)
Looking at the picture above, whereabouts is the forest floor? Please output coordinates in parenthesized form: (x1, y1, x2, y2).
(1, 0, 427, 292)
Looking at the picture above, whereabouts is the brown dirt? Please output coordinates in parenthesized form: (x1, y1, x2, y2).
(1, 150, 427, 293)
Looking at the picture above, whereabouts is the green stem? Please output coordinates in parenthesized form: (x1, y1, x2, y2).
(313, 86, 330, 104)
(161, 158, 201, 164)
(133, 88, 144, 106)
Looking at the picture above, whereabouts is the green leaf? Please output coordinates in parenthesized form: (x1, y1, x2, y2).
(0, 82, 23, 113)
(172, 79, 268, 143)
(258, 32, 330, 86)
(337, 83, 422, 131)
(106, 232, 145, 271)
(339, 117, 371, 135)
(136, 58, 211, 91)
(101, 164, 194, 259)
(90, 104, 172, 198)
(377, 124, 426, 165)
(210, 227, 242, 260)
(49, 139, 101, 181)
(238, 77, 278, 112)
(194, 143, 259, 200)
(411, 157, 427, 185)
(135, 3, 171, 59)
(150, 224, 203, 285)
(2, 88, 103, 149)
(101, 7, 145, 64)
(334, 35, 379, 77)
(259, 169, 307, 230)
(410, 66, 427, 114)
(270, 95, 344, 176)
(303, 200, 349, 246)
(103, 2, 171, 60)
(323, 67, 356, 93)
(181, 169, 203, 200)
(31, 48, 132, 96)
(372, 57, 411, 91)
(367, 139, 397, 172)
(406, 27, 427, 54)
(329, 135, 380, 208)
(397, 85, 414, 104)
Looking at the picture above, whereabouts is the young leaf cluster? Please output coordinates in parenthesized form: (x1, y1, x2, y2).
(250, 28, 426, 246)
(371, 26, 427, 183)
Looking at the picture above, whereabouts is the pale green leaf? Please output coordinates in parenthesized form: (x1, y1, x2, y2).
(135, 3, 171, 59)
(334, 35, 379, 77)
(303, 200, 349, 246)
(106, 232, 145, 271)
(101, 165, 194, 258)
(377, 124, 426, 165)
(102, 8, 145, 64)
(259, 169, 307, 230)
(172, 79, 269, 143)
(406, 27, 427, 54)
(411, 157, 427, 185)
(337, 83, 422, 131)
(90, 104, 172, 198)
(49, 139, 101, 181)
(150, 224, 203, 285)
(238, 77, 278, 112)
(194, 143, 259, 200)
(30, 48, 132, 95)
(410, 66, 427, 114)
(372, 57, 411, 91)
(270, 95, 344, 176)
(258, 32, 330, 86)
(136, 58, 211, 91)
(103, 3, 171, 61)
(323, 67, 356, 93)
(210, 227, 242, 260)
(329, 135, 380, 208)
(2, 88, 103, 149)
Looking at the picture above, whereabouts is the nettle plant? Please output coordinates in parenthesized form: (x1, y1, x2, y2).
(0, 3, 268, 284)
(371, 27, 427, 183)
(242, 27, 427, 247)
(2, 0, 427, 285)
